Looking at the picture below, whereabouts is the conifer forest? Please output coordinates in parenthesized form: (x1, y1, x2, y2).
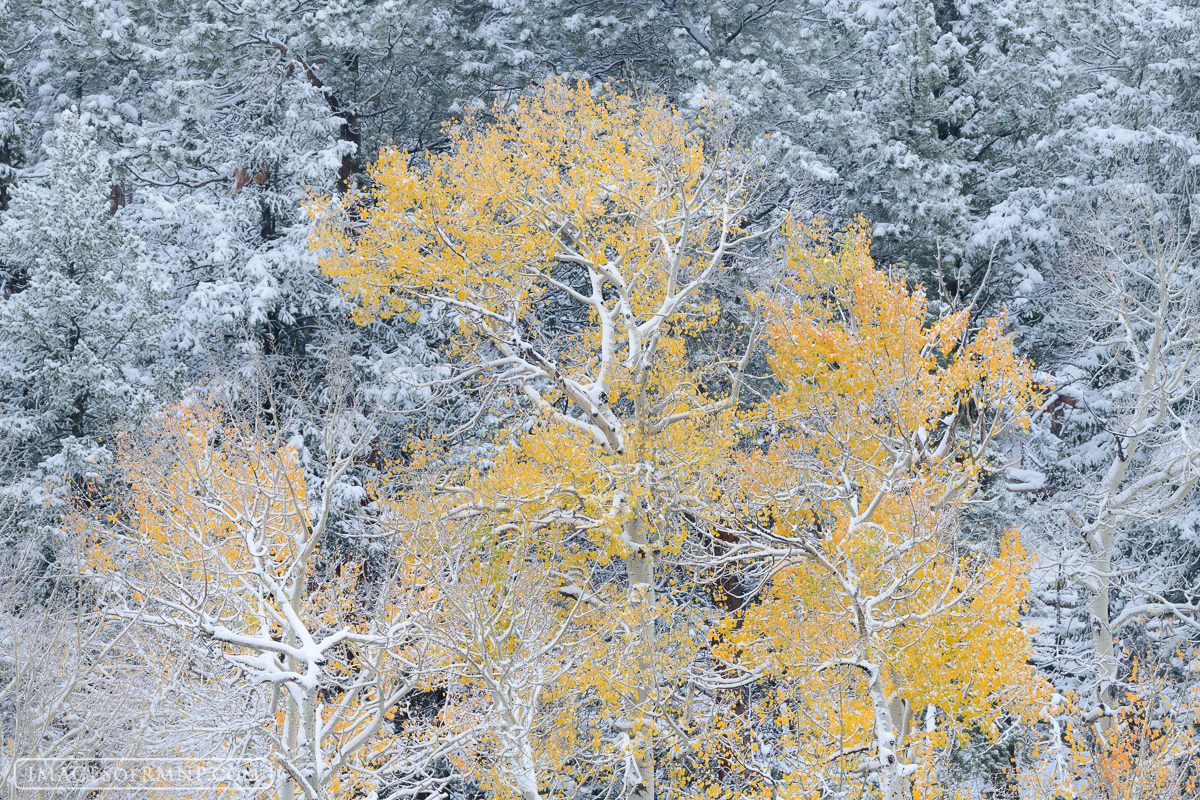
(2, 1, 1200, 798)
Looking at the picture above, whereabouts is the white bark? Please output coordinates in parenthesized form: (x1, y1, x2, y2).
(624, 514, 657, 800)
(1061, 182, 1200, 724)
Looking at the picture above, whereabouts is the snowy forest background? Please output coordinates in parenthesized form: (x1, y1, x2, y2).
(2, 0, 1200, 798)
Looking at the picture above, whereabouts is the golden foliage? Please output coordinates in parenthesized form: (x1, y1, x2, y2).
(314, 80, 765, 797)
(87, 402, 313, 608)
(712, 219, 1048, 793)
(315, 80, 720, 330)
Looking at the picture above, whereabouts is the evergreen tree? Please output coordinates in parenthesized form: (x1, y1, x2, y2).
(0, 111, 169, 484)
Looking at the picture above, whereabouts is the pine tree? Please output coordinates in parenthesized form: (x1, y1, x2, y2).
(0, 110, 169, 483)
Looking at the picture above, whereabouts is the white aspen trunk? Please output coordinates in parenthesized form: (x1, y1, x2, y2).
(888, 695, 912, 756)
(487, 685, 542, 800)
(514, 740, 541, 800)
(1088, 526, 1116, 719)
(304, 688, 320, 788)
(624, 513, 656, 800)
(281, 670, 298, 800)
(282, 582, 305, 800)
(853, 587, 905, 800)
(868, 663, 903, 800)
(1086, 368, 1156, 725)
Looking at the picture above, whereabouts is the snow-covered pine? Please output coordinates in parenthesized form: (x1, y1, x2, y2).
(0, 110, 170, 493)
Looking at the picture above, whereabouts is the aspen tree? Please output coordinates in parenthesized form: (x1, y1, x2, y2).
(315, 80, 771, 798)
(719, 220, 1048, 798)
(1054, 183, 1200, 728)
(84, 393, 457, 800)
(1026, 656, 1200, 800)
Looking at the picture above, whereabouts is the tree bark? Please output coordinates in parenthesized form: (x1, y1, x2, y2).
(624, 514, 656, 800)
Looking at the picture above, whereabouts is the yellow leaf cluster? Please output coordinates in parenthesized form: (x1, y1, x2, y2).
(82, 402, 432, 799)
(314, 80, 710, 332)
(710, 218, 1049, 790)
(87, 403, 312, 608)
